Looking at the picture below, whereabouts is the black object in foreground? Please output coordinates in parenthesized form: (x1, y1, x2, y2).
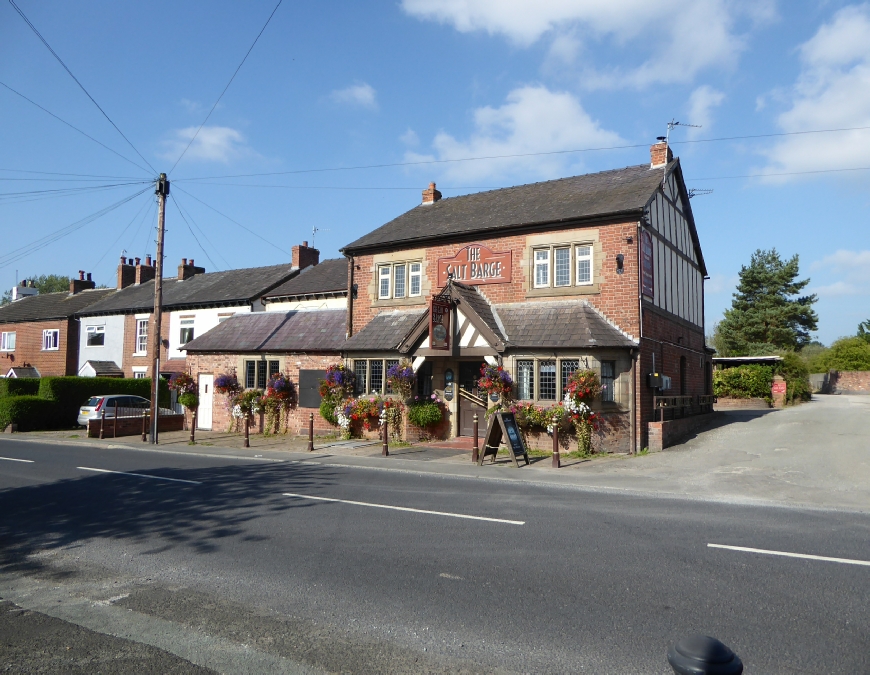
(668, 635, 743, 674)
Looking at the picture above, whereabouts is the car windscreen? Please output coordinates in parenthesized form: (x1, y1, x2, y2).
(85, 397, 102, 407)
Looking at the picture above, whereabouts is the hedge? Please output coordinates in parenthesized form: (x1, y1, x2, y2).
(0, 396, 61, 432)
(0, 377, 40, 398)
(37, 377, 170, 428)
(713, 365, 773, 400)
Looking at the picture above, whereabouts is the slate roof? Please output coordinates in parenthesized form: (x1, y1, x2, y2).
(0, 288, 114, 324)
(343, 309, 426, 351)
(494, 301, 637, 349)
(81, 360, 124, 377)
(342, 162, 673, 252)
(78, 263, 299, 316)
(6, 366, 40, 378)
(183, 310, 346, 352)
(264, 258, 347, 299)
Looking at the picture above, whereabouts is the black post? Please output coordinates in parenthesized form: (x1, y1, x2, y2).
(113, 399, 118, 438)
(667, 635, 742, 675)
(189, 408, 196, 443)
(99, 408, 105, 440)
(382, 414, 389, 456)
(141, 411, 147, 442)
(307, 412, 315, 452)
(472, 413, 479, 463)
(552, 422, 560, 468)
(244, 413, 250, 448)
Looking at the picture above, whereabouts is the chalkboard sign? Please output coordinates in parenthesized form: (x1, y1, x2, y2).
(477, 411, 529, 468)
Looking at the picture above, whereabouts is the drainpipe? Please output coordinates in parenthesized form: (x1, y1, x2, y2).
(345, 254, 354, 339)
(630, 348, 637, 455)
(636, 219, 645, 454)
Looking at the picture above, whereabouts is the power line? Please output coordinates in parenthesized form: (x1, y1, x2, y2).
(174, 125, 870, 182)
(90, 192, 154, 270)
(0, 181, 150, 200)
(691, 166, 870, 181)
(0, 168, 143, 179)
(0, 185, 152, 268)
(7, 0, 157, 174)
(0, 182, 153, 207)
(0, 81, 153, 176)
(170, 182, 503, 190)
(169, 0, 283, 174)
(170, 194, 223, 271)
(172, 194, 232, 269)
(173, 185, 292, 257)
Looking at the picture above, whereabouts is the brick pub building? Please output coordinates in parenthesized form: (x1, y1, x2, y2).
(340, 141, 712, 452)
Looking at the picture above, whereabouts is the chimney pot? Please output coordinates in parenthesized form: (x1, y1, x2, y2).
(181, 258, 187, 266)
(86, 272, 92, 281)
(650, 139, 673, 168)
(135, 257, 141, 266)
(145, 255, 152, 266)
(422, 182, 442, 205)
(190, 259, 194, 266)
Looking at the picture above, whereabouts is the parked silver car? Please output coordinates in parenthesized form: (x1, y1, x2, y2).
(77, 395, 151, 427)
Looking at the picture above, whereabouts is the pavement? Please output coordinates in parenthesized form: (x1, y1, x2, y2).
(0, 437, 868, 673)
(13, 394, 870, 512)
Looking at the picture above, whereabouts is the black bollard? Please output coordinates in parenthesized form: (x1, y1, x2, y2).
(552, 423, 560, 468)
(307, 412, 315, 452)
(382, 413, 389, 456)
(141, 411, 147, 442)
(472, 413, 479, 464)
(668, 635, 743, 675)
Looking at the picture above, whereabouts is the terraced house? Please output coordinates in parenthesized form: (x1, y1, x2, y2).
(340, 141, 712, 451)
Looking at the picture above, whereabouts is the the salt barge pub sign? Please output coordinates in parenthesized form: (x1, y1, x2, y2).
(437, 244, 512, 286)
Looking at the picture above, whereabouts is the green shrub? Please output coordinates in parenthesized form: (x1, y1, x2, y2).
(407, 401, 443, 427)
(319, 396, 338, 426)
(713, 365, 773, 400)
(775, 352, 812, 404)
(0, 377, 40, 398)
(37, 377, 169, 428)
(815, 337, 870, 372)
(0, 396, 61, 432)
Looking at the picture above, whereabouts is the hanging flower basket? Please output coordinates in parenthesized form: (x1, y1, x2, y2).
(478, 363, 513, 398)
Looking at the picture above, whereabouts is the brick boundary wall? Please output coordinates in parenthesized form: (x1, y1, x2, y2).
(87, 414, 184, 438)
(830, 371, 870, 394)
(647, 411, 720, 452)
(714, 397, 771, 410)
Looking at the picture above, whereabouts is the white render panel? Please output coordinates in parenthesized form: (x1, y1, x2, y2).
(78, 314, 125, 373)
(170, 306, 253, 360)
(265, 297, 346, 312)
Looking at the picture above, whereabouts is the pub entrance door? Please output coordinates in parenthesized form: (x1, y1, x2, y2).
(458, 361, 486, 436)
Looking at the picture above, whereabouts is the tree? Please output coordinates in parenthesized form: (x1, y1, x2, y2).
(858, 319, 870, 344)
(1, 274, 73, 306)
(816, 337, 870, 371)
(716, 249, 818, 356)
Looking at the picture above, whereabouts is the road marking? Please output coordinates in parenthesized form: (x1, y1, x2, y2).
(708, 544, 870, 567)
(77, 467, 201, 485)
(0, 456, 34, 463)
(282, 492, 524, 525)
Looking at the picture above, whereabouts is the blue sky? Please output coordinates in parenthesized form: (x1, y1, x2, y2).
(2, 0, 869, 344)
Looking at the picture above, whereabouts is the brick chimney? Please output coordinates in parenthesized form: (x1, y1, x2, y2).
(650, 138, 673, 168)
(135, 255, 156, 285)
(70, 270, 96, 295)
(117, 255, 136, 289)
(178, 257, 206, 281)
(421, 182, 442, 205)
(291, 241, 320, 270)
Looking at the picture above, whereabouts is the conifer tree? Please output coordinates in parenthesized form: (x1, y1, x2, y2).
(716, 249, 818, 355)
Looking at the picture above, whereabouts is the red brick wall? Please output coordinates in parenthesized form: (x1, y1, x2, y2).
(186, 351, 342, 435)
(122, 312, 171, 378)
(0, 318, 78, 376)
(831, 371, 870, 394)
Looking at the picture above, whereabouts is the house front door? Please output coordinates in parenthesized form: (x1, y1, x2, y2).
(197, 374, 213, 430)
(458, 361, 486, 436)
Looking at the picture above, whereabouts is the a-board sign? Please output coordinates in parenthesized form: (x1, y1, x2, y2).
(477, 411, 529, 468)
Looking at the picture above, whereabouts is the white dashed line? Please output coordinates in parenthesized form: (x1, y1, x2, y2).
(77, 467, 201, 484)
(708, 543, 870, 567)
(0, 456, 34, 463)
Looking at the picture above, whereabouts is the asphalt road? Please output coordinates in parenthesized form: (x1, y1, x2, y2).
(0, 438, 867, 674)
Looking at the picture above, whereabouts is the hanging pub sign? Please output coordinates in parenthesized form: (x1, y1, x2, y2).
(641, 230, 655, 299)
(430, 297, 451, 350)
(437, 244, 511, 286)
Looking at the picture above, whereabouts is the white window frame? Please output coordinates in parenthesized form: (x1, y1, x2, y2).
(86, 325, 105, 347)
(132, 366, 148, 380)
(534, 249, 550, 288)
(576, 244, 593, 286)
(0, 331, 15, 351)
(42, 329, 59, 351)
(409, 263, 422, 297)
(532, 243, 594, 289)
(378, 265, 392, 299)
(378, 261, 423, 300)
(135, 319, 148, 354)
(179, 317, 195, 345)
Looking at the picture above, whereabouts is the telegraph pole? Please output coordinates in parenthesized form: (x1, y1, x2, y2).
(150, 173, 169, 444)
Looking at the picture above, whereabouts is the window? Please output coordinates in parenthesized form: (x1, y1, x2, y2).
(516, 360, 534, 400)
(179, 318, 195, 345)
(133, 368, 147, 380)
(0, 332, 15, 351)
(561, 359, 579, 396)
(539, 360, 557, 400)
(377, 261, 423, 300)
(384, 359, 399, 393)
(370, 360, 384, 394)
(244, 360, 279, 389)
(531, 243, 594, 289)
(42, 329, 59, 351)
(417, 361, 432, 397)
(86, 325, 105, 346)
(409, 263, 421, 296)
(576, 245, 593, 285)
(353, 358, 411, 396)
(353, 360, 368, 395)
(601, 361, 615, 402)
(218, 313, 233, 323)
(554, 247, 571, 287)
(534, 250, 549, 288)
(136, 319, 148, 353)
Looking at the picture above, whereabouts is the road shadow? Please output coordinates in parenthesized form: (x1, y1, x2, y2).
(0, 461, 338, 575)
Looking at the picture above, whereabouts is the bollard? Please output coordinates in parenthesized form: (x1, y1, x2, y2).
(113, 399, 118, 438)
(667, 635, 743, 675)
(382, 413, 389, 456)
(190, 408, 196, 443)
(244, 414, 250, 448)
(552, 423, 560, 468)
(307, 412, 315, 452)
(141, 411, 147, 442)
(472, 413, 479, 463)
(99, 408, 105, 440)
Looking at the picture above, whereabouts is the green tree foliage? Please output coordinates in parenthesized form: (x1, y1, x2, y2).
(858, 319, 870, 344)
(716, 249, 818, 356)
(1, 274, 73, 305)
(713, 365, 773, 400)
(814, 337, 870, 371)
(775, 352, 812, 403)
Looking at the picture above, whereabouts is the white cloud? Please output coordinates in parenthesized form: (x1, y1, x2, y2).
(808, 249, 870, 296)
(400, 128, 420, 147)
(402, 0, 774, 87)
(763, 4, 870, 178)
(160, 126, 255, 164)
(687, 85, 726, 138)
(330, 82, 378, 110)
(405, 85, 624, 182)
(180, 98, 201, 114)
